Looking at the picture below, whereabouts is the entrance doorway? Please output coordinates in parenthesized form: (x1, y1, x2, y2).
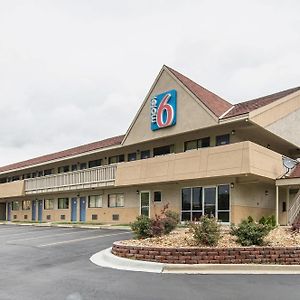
(32, 201, 36, 221)
(79, 197, 86, 222)
(38, 200, 43, 222)
(71, 198, 77, 222)
(140, 191, 150, 217)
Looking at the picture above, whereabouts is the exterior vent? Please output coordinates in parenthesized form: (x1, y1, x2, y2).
(13, 215, 17, 220)
(47, 215, 51, 220)
(24, 215, 28, 220)
(60, 215, 65, 220)
(92, 214, 98, 220)
(112, 214, 119, 221)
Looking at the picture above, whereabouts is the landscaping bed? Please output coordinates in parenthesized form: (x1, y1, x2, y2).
(112, 227, 300, 265)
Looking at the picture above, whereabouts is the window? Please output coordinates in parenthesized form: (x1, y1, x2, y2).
(12, 201, 20, 211)
(153, 145, 174, 157)
(44, 169, 52, 176)
(80, 163, 87, 170)
(0, 177, 7, 183)
(128, 152, 137, 161)
(184, 137, 210, 151)
(108, 194, 124, 207)
(37, 171, 43, 177)
(22, 200, 31, 210)
(154, 191, 162, 202)
(216, 134, 230, 146)
(58, 165, 69, 173)
(112, 214, 119, 221)
(184, 140, 198, 151)
(141, 150, 150, 159)
(108, 155, 125, 164)
(88, 195, 103, 208)
(12, 176, 20, 181)
(88, 159, 102, 168)
(32, 172, 37, 178)
(71, 164, 78, 171)
(217, 184, 230, 222)
(24, 173, 31, 179)
(58, 198, 69, 209)
(181, 185, 230, 222)
(44, 199, 54, 210)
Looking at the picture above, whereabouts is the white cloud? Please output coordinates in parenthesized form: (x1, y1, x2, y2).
(0, 0, 300, 165)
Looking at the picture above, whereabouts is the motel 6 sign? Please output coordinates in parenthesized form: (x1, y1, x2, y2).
(150, 89, 177, 131)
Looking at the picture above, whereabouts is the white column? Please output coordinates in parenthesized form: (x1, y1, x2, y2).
(286, 187, 290, 225)
(276, 185, 279, 225)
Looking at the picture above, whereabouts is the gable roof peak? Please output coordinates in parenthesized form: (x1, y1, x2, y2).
(164, 65, 233, 117)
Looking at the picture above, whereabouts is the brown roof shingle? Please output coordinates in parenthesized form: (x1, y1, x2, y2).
(166, 66, 233, 117)
(222, 86, 300, 119)
(290, 164, 300, 178)
(0, 135, 124, 173)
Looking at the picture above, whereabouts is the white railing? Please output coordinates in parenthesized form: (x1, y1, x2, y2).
(24, 164, 117, 193)
(288, 189, 300, 224)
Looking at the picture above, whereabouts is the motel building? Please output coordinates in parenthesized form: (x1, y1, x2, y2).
(0, 65, 300, 226)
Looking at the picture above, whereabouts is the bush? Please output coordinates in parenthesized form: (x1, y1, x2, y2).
(291, 219, 300, 233)
(130, 215, 152, 239)
(163, 210, 180, 234)
(259, 215, 276, 229)
(130, 206, 179, 239)
(230, 217, 272, 246)
(189, 216, 221, 246)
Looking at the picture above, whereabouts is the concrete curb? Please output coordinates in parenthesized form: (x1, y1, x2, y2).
(0, 222, 130, 230)
(90, 248, 300, 274)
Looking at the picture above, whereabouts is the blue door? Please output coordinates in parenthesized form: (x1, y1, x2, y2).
(7, 203, 11, 221)
(38, 200, 43, 222)
(71, 198, 77, 222)
(32, 201, 36, 221)
(80, 197, 86, 222)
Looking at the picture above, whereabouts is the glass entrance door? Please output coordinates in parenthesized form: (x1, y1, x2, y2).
(204, 187, 216, 217)
(140, 191, 150, 217)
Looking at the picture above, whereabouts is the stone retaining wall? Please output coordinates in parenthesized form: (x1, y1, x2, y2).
(112, 242, 300, 265)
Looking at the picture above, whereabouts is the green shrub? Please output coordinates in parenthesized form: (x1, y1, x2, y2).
(130, 215, 152, 239)
(259, 215, 276, 229)
(189, 216, 221, 246)
(130, 207, 179, 239)
(163, 210, 180, 234)
(230, 218, 272, 246)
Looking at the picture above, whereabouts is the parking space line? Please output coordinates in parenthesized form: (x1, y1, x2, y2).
(38, 232, 130, 247)
(8, 229, 97, 243)
(0, 227, 79, 239)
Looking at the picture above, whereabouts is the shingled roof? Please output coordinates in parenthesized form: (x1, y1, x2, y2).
(290, 164, 300, 179)
(222, 86, 300, 119)
(166, 66, 233, 117)
(0, 135, 124, 174)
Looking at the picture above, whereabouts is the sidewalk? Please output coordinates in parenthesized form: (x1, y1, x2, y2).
(90, 248, 300, 275)
(0, 221, 131, 230)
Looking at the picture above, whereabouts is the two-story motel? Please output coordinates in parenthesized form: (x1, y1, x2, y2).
(0, 65, 299, 225)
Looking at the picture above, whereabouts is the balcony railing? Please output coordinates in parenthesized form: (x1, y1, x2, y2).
(24, 164, 117, 194)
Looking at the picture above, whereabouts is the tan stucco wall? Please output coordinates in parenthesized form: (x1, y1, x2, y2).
(115, 142, 284, 187)
(0, 181, 24, 198)
(123, 69, 218, 146)
(250, 92, 300, 148)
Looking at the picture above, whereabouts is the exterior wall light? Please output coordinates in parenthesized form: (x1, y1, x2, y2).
(230, 182, 234, 188)
(136, 190, 140, 194)
(231, 130, 236, 135)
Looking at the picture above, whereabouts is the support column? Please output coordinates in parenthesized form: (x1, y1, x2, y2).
(276, 185, 279, 225)
(286, 187, 290, 225)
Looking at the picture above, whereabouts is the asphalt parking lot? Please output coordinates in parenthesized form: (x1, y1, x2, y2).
(0, 225, 300, 300)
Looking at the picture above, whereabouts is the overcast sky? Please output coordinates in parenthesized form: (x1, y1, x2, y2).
(0, 0, 299, 166)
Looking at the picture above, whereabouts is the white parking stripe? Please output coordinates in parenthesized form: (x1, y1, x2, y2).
(8, 229, 96, 242)
(0, 227, 78, 238)
(38, 232, 129, 247)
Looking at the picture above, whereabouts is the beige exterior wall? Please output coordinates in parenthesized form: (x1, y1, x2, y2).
(115, 141, 284, 187)
(250, 92, 300, 148)
(0, 181, 25, 198)
(123, 69, 218, 146)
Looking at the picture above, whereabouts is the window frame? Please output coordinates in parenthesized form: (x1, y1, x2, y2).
(44, 199, 55, 210)
(88, 195, 103, 208)
(108, 193, 125, 208)
(153, 191, 162, 202)
(22, 200, 31, 210)
(58, 198, 69, 209)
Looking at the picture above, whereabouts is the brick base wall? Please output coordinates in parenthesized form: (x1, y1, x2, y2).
(112, 242, 300, 265)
